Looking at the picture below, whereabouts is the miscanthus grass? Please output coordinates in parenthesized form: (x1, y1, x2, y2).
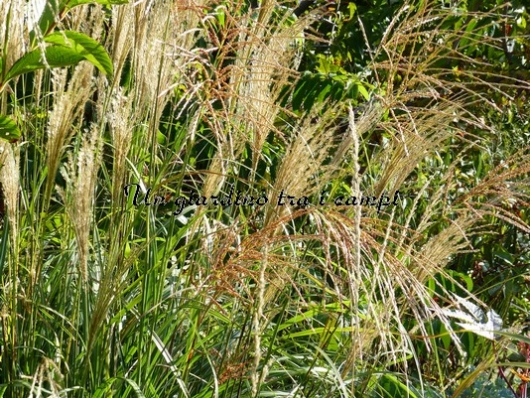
(0, 0, 529, 397)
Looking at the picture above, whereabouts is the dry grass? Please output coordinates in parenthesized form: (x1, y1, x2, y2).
(0, 0, 529, 396)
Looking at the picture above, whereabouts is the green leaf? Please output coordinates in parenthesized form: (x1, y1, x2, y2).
(348, 3, 357, 20)
(317, 83, 332, 103)
(44, 31, 113, 75)
(5, 46, 84, 82)
(0, 115, 21, 142)
(292, 78, 309, 111)
(4, 31, 112, 83)
(357, 83, 370, 101)
(93, 377, 145, 398)
(214, 5, 226, 28)
(459, 18, 479, 52)
(379, 374, 419, 398)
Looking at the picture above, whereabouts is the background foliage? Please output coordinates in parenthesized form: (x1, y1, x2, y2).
(0, 0, 529, 397)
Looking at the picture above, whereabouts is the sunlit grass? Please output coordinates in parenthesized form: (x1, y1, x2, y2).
(0, 0, 528, 397)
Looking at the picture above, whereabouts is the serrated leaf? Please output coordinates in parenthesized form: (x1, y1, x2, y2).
(5, 46, 84, 82)
(44, 30, 113, 75)
(0, 115, 21, 142)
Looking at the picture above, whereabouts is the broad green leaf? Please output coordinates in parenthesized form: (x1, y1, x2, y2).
(357, 83, 370, 100)
(44, 31, 113, 75)
(5, 46, 84, 82)
(0, 115, 21, 141)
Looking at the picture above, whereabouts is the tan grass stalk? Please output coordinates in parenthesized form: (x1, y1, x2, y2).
(373, 102, 466, 198)
(260, 2, 530, 390)
(373, 2, 530, 103)
(236, 5, 304, 176)
(251, 247, 268, 397)
(129, 0, 179, 133)
(84, 0, 206, 353)
(201, 1, 309, 199)
(0, 141, 20, 371)
(0, 1, 26, 75)
(263, 104, 342, 230)
(0, 142, 19, 251)
(347, 105, 363, 392)
(45, 63, 95, 208)
(457, 147, 530, 212)
(108, 87, 134, 205)
(195, 4, 317, 320)
(58, 124, 102, 285)
(110, 2, 134, 82)
(330, 100, 385, 168)
(68, 3, 105, 41)
(27, 357, 63, 398)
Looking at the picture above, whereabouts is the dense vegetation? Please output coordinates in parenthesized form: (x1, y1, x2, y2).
(0, 0, 529, 396)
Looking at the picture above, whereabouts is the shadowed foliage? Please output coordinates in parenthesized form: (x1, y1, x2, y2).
(0, 0, 529, 397)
